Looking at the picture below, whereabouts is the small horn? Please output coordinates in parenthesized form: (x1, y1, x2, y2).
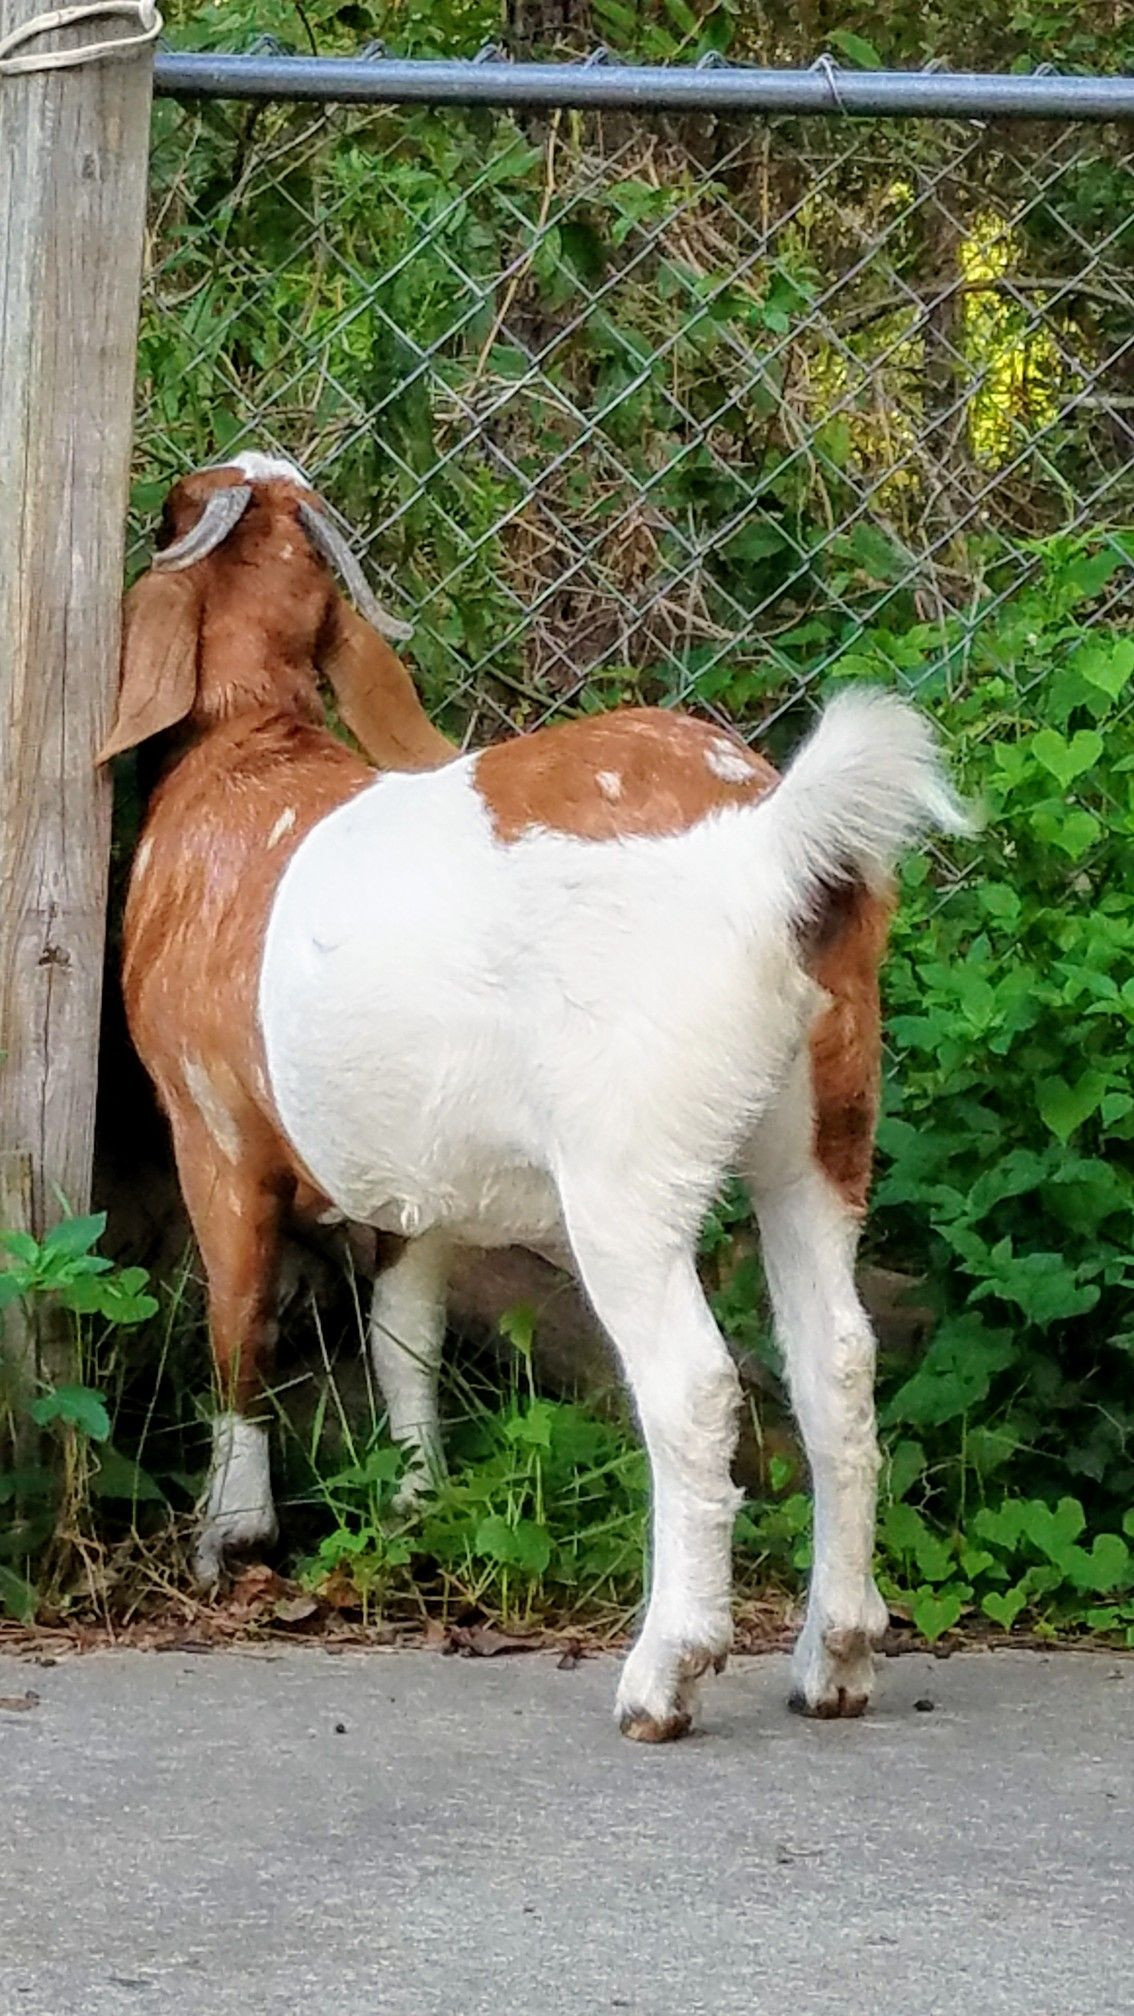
(152, 484, 253, 572)
(297, 500, 413, 642)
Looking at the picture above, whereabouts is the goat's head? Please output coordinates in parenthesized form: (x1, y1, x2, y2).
(99, 452, 452, 772)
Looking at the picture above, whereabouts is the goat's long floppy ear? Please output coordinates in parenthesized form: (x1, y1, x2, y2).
(318, 596, 456, 772)
(97, 572, 201, 765)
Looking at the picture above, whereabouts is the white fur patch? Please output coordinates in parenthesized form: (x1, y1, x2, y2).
(133, 836, 153, 879)
(258, 759, 807, 1251)
(595, 769, 623, 801)
(369, 1232, 451, 1509)
(223, 449, 307, 487)
(195, 1413, 277, 1585)
(705, 738, 756, 784)
(182, 1056, 242, 1165)
(267, 807, 297, 849)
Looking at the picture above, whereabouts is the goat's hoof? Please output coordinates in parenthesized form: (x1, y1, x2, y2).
(619, 1705, 694, 1744)
(789, 1684, 869, 1721)
(789, 1612, 881, 1720)
(192, 1512, 278, 1590)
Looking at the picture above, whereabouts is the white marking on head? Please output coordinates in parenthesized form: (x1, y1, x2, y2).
(595, 770, 623, 801)
(182, 1056, 243, 1165)
(267, 807, 297, 849)
(133, 836, 153, 879)
(705, 738, 756, 785)
(222, 450, 307, 488)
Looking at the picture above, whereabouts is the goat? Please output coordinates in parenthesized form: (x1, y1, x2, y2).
(101, 453, 969, 1741)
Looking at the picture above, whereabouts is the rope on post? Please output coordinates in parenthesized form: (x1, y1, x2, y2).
(0, 0, 161, 76)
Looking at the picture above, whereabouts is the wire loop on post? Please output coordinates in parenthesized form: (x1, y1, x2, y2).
(808, 52, 847, 113)
(0, 0, 161, 77)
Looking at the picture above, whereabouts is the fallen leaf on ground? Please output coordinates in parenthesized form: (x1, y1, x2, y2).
(439, 1624, 543, 1659)
(272, 1595, 320, 1627)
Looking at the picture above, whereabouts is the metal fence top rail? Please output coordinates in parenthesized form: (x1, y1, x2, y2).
(152, 51, 1134, 122)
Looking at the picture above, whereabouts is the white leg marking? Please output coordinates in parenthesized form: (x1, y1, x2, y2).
(369, 1232, 451, 1512)
(563, 1195, 741, 1740)
(751, 1165, 886, 1716)
(194, 1412, 277, 1585)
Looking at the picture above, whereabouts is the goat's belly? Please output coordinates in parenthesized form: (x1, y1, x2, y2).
(259, 765, 562, 1244)
(366, 1164, 565, 1250)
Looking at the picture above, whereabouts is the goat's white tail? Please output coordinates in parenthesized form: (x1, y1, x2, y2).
(756, 688, 974, 921)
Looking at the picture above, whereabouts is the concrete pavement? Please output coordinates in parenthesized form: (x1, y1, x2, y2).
(1, 1646, 1130, 2014)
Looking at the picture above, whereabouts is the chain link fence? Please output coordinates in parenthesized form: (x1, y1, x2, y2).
(135, 80, 1132, 805)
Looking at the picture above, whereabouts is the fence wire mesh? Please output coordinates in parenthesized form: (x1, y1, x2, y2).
(135, 91, 1133, 813)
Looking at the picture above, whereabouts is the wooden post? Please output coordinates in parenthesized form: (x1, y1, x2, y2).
(0, 1, 154, 1324)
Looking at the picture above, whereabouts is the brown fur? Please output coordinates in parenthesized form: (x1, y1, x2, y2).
(808, 884, 892, 1215)
(477, 709, 779, 840)
(122, 719, 373, 1407)
(101, 469, 452, 771)
(104, 466, 451, 1409)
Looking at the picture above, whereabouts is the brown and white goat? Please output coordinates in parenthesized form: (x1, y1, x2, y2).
(102, 453, 968, 1741)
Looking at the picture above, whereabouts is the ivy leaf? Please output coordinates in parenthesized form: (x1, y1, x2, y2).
(509, 1520, 552, 1575)
(1030, 728, 1103, 788)
(474, 1515, 517, 1565)
(1029, 805, 1101, 860)
(973, 1502, 1028, 1552)
(884, 1317, 1014, 1429)
(1017, 1497, 1086, 1567)
(960, 1546, 996, 1581)
(827, 28, 882, 66)
(0, 1566, 36, 1622)
(1075, 636, 1134, 700)
(91, 1447, 167, 1504)
(885, 1439, 926, 1502)
(911, 1584, 966, 1642)
(982, 1586, 1028, 1631)
(1037, 1072, 1107, 1144)
(1064, 1533, 1131, 1594)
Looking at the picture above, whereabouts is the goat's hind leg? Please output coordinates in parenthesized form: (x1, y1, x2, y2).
(747, 1082, 887, 1718)
(562, 1188, 742, 1742)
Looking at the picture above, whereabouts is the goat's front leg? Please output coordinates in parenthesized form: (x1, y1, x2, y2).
(563, 1199, 742, 1742)
(750, 1163, 887, 1717)
(369, 1231, 451, 1512)
(171, 1113, 284, 1585)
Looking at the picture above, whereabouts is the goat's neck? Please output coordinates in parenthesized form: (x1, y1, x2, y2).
(196, 612, 324, 728)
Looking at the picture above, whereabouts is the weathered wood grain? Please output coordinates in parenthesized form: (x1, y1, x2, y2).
(0, 1, 153, 1288)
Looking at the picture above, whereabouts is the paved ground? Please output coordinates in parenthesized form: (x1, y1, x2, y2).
(1, 1646, 1130, 2015)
